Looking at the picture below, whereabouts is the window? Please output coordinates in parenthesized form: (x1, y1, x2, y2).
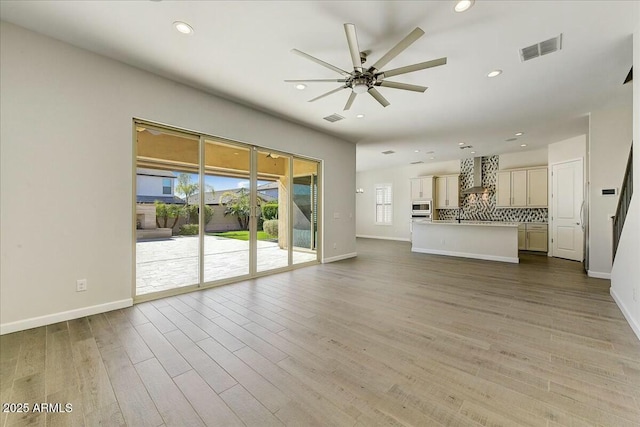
(162, 178, 171, 195)
(375, 184, 392, 224)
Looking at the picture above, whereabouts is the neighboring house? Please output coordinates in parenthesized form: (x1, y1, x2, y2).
(135, 168, 184, 230)
(257, 181, 278, 199)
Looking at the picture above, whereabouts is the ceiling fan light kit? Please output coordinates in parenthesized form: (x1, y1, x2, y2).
(286, 23, 447, 111)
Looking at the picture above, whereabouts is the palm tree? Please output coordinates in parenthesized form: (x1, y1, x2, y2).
(220, 188, 262, 230)
(154, 201, 184, 229)
(175, 173, 198, 222)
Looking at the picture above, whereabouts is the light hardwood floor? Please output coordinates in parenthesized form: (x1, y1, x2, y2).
(1, 238, 639, 426)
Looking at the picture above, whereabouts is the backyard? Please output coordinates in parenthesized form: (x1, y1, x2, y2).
(209, 230, 275, 241)
(136, 234, 317, 295)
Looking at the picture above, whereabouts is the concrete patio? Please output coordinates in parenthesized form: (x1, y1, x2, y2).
(136, 235, 317, 295)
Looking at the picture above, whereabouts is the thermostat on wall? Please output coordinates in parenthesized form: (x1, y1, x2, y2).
(601, 188, 618, 196)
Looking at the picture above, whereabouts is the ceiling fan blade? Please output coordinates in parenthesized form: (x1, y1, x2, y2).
(291, 49, 351, 76)
(344, 23, 363, 73)
(308, 86, 347, 102)
(368, 87, 390, 107)
(285, 79, 348, 83)
(344, 91, 357, 110)
(377, 80, 428, 93)
(368, 27, 425, 73)
(379, 57, 447, 78)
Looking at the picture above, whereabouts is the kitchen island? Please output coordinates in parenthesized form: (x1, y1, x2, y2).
(411, 220, 519, 263)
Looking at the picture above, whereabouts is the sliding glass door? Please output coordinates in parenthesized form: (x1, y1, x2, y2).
(135, 125, 200, 295)
(134, 121, 321, 299)
(293, 158, 319, 265)
(202, 139, 251, 282)
(256, 149, 291, 273)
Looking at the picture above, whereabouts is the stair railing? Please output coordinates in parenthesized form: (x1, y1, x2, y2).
(613, 144, 633, 260)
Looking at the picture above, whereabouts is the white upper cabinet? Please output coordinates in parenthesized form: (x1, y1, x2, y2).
(527, 168, 548, 207)
(511, 170, 528, 206)
(496, 171, 512, 207)
(496, 167, 547, 208)
(410, 176, 434, 200)
(435, 175, 459, 209)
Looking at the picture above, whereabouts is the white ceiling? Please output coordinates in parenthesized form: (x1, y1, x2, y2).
(0, 1, 636, 171)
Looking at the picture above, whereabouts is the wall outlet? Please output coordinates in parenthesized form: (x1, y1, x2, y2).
(333, 243, 337, 249)
(76, 279, 87, 292)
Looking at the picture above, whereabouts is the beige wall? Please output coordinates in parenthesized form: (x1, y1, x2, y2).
(588, 99, 633, 276)
(499, 148, 548, 170)
(356, 160, 460, 240)
(0, 22, 356, 333)
(610, 13, 640, 341)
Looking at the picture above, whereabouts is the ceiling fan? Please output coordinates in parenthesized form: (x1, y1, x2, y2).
(286, 23, 447, 110)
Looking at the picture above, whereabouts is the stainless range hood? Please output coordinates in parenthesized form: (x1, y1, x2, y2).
(461, 157, 489, 194)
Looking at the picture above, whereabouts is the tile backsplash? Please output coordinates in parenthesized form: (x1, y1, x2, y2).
(437, 155, 548, 223)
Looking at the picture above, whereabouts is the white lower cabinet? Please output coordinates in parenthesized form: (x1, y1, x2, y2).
(518, 225, 526, 250)
(518, 224, 548, 252)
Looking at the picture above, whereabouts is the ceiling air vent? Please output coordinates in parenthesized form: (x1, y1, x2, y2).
(410, 161, 424, 165)
(459, 145, 473, 150)
(381, 150, 396, 155)
(520, 34, 562, 62)
(323, 113, 345, 123)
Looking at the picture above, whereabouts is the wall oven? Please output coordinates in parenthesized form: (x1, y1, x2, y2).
(411, 200, 432, 216)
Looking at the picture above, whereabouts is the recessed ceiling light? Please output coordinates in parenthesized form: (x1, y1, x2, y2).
(429, 156, 435, 160)
(454, 0, 475, 13)
(515, 132, 524, 136)
(295, 84, 306, 90)
(173, 21, 194, 35)
(471, 151, 476, 154)
(414, 150, 420, 153)
(356, 114, 365, 119)
(520, 144, 527, 147)
(458, 142, 465, 146)
(487, 69, 502, 78)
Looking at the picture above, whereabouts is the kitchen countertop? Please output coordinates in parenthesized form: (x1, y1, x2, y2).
(415, 220, 519, 227)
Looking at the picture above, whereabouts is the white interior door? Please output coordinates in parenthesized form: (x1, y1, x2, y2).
(551, 159, 584, 261)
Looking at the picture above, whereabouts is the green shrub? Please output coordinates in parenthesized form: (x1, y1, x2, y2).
(178, 224, 199, 235)
(261, 202, 278, 220)
(263, 220, 278, 237)
(186, 204, 213, 225)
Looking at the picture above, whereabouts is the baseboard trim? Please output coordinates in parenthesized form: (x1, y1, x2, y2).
(0, 298, 133, 335)
(356, 235, 411, 242)
(610, 288, 640, 342)
(411, 248, 519, 264)
(588, 270, 611, 279)
(322, 252, 357, 263)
